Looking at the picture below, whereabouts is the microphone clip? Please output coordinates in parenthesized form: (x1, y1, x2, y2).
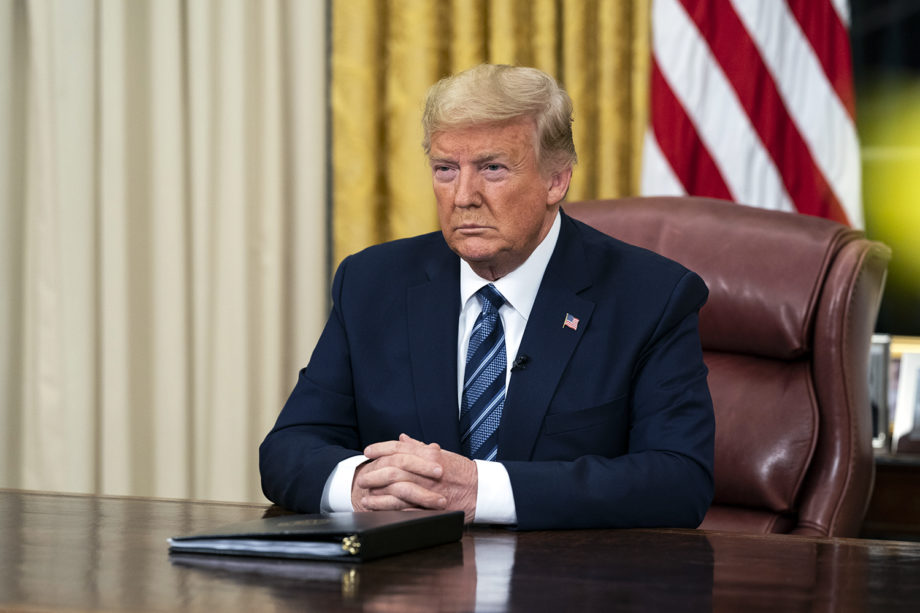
(511, 354, 530, 372)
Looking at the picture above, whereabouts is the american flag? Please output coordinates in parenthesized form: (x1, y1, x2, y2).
(641, 0, 862, 228)
(564, 313, 580, 331)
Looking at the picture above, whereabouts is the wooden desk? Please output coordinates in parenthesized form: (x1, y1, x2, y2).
(2, 490, 920, 612)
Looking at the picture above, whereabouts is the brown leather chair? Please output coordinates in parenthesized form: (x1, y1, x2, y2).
(565, 196, 891, 537)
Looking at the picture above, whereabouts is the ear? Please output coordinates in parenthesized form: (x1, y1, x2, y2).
(546, 166, 573, 205)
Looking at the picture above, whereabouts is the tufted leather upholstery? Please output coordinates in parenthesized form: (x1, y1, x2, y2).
(565, 196, 891, 537)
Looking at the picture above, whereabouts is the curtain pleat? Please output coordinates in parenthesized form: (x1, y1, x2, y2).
(385, 0, 442, 240)
(21, 0, 96, 492)
(449, 0, 487, 73)
(331, 0, 384, 257)
(331, 0, 651, 265)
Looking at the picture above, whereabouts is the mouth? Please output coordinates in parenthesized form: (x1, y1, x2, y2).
(456, 223, 491, 234)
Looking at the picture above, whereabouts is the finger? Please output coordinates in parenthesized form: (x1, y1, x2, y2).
(365, 439, 442, 465)
(364, 438, 427, 457)
(397, 433, 425, 445)
(359, 494, 418, 511)
(358, 455, 443, 485)
(364, 481, 447, 510)
(370, 435, 427, 456)
(357, 464, 438, 490)
(363, 439, 401, 458)
(399, 432, 442, 452)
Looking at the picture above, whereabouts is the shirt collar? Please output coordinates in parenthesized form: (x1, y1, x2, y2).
(459, 211, 561, 320)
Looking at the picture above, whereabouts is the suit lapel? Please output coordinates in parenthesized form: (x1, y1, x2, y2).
(499, 214, 595, 460)
(407, 245, 463, 453)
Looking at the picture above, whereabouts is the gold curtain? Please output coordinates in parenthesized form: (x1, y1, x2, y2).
(331, 0, 651, 265)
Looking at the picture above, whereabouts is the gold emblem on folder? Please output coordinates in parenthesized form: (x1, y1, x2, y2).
(341, 535, 362, 555)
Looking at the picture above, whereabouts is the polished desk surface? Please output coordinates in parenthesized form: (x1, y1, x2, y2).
(2, 490, 920, 612)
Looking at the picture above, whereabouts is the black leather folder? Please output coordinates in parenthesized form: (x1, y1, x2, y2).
(168, 510, 464, 562)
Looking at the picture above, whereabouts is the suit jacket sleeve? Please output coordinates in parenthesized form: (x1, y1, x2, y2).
(502, 268, 715, 530)
(259, 256, 364, 513)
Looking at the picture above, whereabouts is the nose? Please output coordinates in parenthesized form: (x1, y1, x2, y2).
(453, 168, 481, 208)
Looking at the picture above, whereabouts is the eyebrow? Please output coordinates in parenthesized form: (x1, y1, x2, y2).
(473, 153, 507, 164)
(428, 152, 508, 165)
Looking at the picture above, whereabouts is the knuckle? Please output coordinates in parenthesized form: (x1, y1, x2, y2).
(390, 482, 414, 498)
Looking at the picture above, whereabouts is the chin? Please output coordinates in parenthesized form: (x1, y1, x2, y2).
(449, 237, 499, 262)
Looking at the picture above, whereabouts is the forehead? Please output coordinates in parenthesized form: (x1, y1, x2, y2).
(428, 118, 538, 159)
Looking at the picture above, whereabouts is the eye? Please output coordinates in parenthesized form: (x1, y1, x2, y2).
(432, 164, 457, 181)
(481, 162, 508, 179)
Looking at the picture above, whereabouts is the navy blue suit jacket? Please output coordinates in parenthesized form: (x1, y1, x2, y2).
(259, 211, 715, 530)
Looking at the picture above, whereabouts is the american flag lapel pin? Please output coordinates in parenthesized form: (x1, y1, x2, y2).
(563, 313, 579, 331)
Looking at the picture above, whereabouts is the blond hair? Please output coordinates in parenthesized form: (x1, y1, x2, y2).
(422, 64, 577, 172)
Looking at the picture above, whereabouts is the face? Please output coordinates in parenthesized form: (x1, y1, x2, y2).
(428, 118, 572, 280)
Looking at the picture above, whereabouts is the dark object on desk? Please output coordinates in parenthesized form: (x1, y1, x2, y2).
(897, 431, 920, 454)
(862, 453, 920, 540)
(567, 196, 891, 537)
(168, 510, 464, 562)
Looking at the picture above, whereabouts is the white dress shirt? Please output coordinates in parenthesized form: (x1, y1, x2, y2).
(321, 212, 562, 525)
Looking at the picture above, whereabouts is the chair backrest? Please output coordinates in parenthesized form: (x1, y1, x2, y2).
(565, 196, 891, 537)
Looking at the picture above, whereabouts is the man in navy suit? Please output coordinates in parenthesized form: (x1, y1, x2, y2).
(260, 64, 714, 530)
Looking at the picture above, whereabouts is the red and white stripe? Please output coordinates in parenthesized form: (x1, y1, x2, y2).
(641, 0, 862, 228)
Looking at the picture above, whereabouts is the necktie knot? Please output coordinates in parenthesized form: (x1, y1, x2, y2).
(477, 284, 505, 315)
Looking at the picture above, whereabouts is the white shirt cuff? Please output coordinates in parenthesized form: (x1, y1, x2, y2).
(320, 454, 369, 513)
(473, 460, 517, 525)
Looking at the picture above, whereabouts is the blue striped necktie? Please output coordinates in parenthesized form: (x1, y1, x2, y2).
(460, 284, 507, 461)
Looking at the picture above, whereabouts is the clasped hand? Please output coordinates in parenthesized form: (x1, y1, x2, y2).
(351, 433, 478, 523)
